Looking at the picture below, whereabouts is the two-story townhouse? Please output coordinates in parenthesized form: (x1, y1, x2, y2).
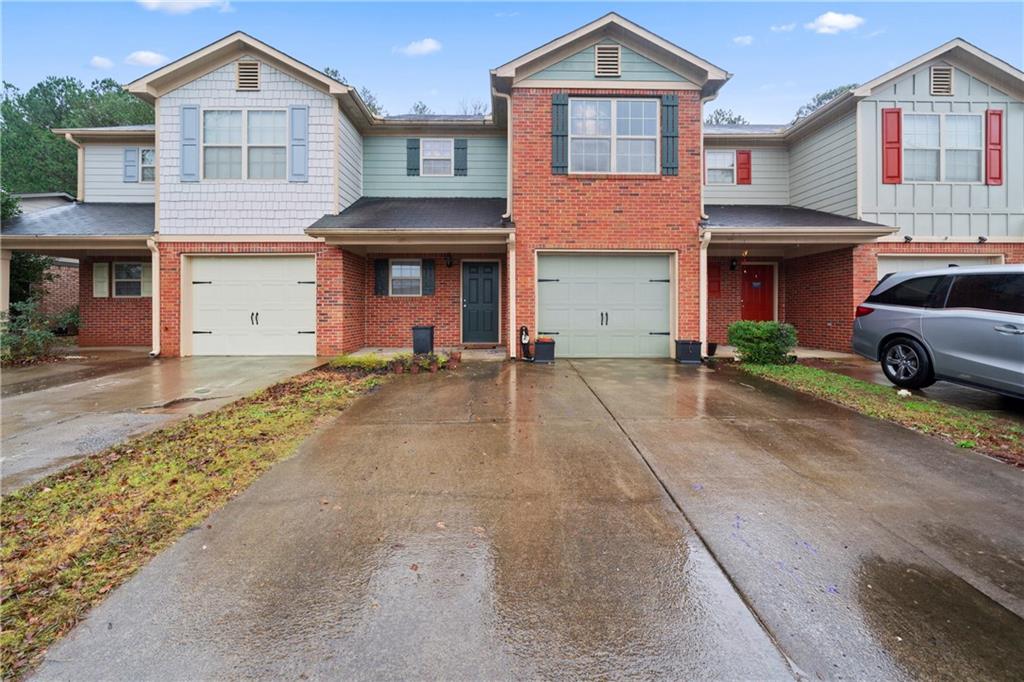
(2, 14, 1021, 358)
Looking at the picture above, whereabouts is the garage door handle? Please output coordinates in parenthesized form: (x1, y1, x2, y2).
(255, 312, 259, 325)
(250, 312, 255, 326)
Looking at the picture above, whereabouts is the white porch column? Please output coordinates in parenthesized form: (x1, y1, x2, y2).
(507, 232, 517, 359)
(0, 249, 11, 314)
(698, 232, 711, 357)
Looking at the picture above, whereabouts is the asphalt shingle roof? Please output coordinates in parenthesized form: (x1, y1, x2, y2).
(704, 205, 886, 229)
(1, 202, 155, 236)
(704, 124, 790, 135)
(309, 197, 508, 230)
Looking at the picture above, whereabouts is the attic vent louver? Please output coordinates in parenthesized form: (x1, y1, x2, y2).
(236, 61, 260, 91)
(595, 44, 621, 77)
(930, 65, 953, 96)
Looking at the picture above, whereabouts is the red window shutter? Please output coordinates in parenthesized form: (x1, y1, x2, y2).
(986, 109, 1003, 186)
(736, 150, 752, 185)
(881, 108, 902, 184)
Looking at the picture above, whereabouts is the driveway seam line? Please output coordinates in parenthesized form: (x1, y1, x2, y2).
(567, 359, 801, 680)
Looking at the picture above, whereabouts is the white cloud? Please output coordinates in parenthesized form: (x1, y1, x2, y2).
(125, 50, 169, 67)
(804, 12, 865, 35)
(866, 28, 887, 39)
(393, 38, 442, 57)
(495, 11, 519, 18)
(770, 23, 796, 32)
(90, 56, 114, 69)
(732, 35, 754, 46)
(136, 0, 230, 14)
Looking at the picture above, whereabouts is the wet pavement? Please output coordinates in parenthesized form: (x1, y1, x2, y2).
(1, 355, 324, 492)
(32, 360, 1024, 680)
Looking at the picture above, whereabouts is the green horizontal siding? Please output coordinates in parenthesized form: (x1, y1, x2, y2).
(363, 136, 507, 198)
(524, 40, 690, 84)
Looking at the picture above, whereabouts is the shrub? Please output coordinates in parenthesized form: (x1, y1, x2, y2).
(727, 320, 797, 365)
(328, 353, 391, 373)
(1, 298, 60, 363)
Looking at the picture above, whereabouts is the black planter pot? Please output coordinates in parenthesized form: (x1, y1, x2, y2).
(675, 339, 702, 365)
(533, 339, 555, 364)
(412, 325, 434, 355)
(707, 342, 718, 357)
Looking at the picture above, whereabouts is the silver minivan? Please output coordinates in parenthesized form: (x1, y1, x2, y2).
(852, 264, 1024, 398)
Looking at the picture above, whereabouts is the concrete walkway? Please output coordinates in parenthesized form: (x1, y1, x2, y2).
(33, 360, 1024, 680)
(1, 355, 324, 492)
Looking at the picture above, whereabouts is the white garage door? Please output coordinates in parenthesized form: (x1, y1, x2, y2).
(877, 255, 1001, 279)
(537, 254, 672, 357)
(190, 256, 316, 356)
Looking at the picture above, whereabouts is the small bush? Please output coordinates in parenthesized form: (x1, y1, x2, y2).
(329, 353, 391, 373)
(727, 320, 797, 365)
(1, 298, 60, 364)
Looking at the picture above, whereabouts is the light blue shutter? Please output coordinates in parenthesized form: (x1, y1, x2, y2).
(123, 147, 139, 182)
(180, 104, 200, 182)
(288, 105, 309, 182)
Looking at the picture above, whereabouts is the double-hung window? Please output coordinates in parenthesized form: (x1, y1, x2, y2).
(140, 148, 156, 182)
(202, 110, 287, 180)
(568, 98, 658, 173)
(903, 113, 982, 182)
(705, 151, 736, 184)
(421, 139, 454, 176)
(390, 260, 422, 296)
(113, 263, 144, 297)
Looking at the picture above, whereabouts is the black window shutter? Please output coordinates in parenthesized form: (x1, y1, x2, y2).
(406, 139, 420, 176)
(421, 259, 436, 295)
(661, 94, 679, 176)
(551, 93, 568, 174)
(454, 138, 468, 176)
(374, 259, 389, 295)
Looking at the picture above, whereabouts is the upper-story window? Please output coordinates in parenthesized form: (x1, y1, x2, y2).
(421, 139, 454, 176)
(568, 98, 659, 174)
(705, 151, 735, 184)
(202, 109, 286, 180)
(140, 148, 155, 182)
(904, 113, 982, 183)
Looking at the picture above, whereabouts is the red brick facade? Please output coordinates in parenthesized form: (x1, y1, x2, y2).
(77, 257, 152, 347)
(510, 88, 704, 346)
(707, 257, 788, 345)
(35, 260, 79, 318)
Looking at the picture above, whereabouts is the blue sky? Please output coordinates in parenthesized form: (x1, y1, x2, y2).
(2, 1, 1022, 122)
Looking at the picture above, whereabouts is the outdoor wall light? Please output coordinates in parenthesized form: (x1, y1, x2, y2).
(729, 258, 738, 271)
(978, 235, 988, 243)
(904, 235, 914, 243)
(444, 254, 454, 267)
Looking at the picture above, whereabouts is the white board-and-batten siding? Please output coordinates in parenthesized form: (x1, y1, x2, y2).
(859, 63, 1023, 239)
(703, 145, 790, 205)
(157, 57, 339, 234)
(83, 145, 154, 203)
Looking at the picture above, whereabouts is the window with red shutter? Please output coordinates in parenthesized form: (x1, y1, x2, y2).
(986, 109, 1003, 186)
(881, 108, 902, 184)
(736, 150, 752, 185)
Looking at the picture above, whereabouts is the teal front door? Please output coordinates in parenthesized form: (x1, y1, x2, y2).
(462, 261, 500, 343)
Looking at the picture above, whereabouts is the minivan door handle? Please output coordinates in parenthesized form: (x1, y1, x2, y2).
(993, 325, 1024, 335)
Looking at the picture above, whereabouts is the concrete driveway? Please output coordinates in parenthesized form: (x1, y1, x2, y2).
(32, 360, 1024, 680)
(1, 352, 323, 492)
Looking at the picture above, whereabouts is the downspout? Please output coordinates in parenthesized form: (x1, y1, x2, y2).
(493, 87, 515, 356)
(492, 88, 513, 220)
(146, 238, 160, 357)
(698, 230, 712, 358)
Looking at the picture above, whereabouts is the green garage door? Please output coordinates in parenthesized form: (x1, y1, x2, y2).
(537, 254, 672, 357)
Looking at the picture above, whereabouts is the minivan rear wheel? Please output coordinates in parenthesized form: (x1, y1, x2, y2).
(880, 338, 935, 389)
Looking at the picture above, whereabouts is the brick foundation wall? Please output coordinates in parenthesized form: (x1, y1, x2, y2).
(364, 253, 508, 348)
(78, 257, 152, 347)
(36, 260, 79, 318)
(510, 88, 703, 348)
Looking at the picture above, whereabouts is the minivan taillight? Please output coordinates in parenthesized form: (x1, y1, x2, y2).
(855, 305, 874, 318)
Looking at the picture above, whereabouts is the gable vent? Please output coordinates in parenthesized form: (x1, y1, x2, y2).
(594, 44, 621, 78)
(930, 65, 953, 96)
(236, 61, 260, 91)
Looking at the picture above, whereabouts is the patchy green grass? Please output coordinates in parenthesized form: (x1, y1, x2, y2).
(739, 363, 1024, 467)
(0, 369, 384, 680)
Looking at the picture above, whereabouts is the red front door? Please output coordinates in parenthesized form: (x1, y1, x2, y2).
(741, 264, 774, 321)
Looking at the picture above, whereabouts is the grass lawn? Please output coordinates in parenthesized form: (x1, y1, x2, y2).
(738, 363, 1024, 467)
(1, 369, 384, 680)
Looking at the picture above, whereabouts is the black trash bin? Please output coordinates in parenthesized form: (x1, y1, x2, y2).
(675, 339, 702, 365)
(412, 326, 434, 355)
(533, 338, 555, 364)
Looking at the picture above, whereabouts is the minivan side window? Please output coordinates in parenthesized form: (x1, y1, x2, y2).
(945, 274, 1024, 314)
(867, 275, 946, 308)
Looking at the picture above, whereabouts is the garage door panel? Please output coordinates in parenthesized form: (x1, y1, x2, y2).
(190, 256, 316, 356)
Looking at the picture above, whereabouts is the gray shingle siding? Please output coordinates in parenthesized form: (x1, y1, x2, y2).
(338, 108, 362, 210)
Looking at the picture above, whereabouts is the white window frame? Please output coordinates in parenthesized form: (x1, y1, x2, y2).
(140, 148, 156, 183)
(704, 149, 737, 186)
(420, 138, 455, 177)
(112, 262, 146, 298)
(568, 97, 660, 175)
(902, 112, 984, 185)
(389, 258, 423, 297)
(201, 109, 287, 181)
